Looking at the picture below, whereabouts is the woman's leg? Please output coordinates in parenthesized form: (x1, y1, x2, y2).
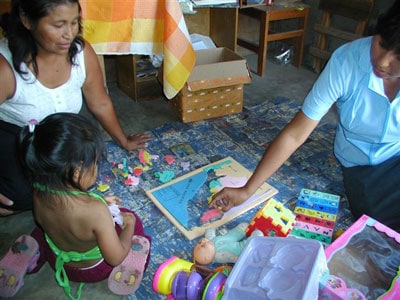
(342, 156, 400, 231)
(0, 121, 32, 210)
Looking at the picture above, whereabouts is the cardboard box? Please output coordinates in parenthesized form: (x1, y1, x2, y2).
(319, 215, 400, 299)
(169, 47, 252, 122)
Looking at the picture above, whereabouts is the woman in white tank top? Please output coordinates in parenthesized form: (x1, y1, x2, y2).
(0, 0, 152, 216)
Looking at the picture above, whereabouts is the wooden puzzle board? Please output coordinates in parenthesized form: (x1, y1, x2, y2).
(146, 157, 278, 240)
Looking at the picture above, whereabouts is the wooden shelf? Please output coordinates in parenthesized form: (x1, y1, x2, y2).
(115, 55, 162, 102)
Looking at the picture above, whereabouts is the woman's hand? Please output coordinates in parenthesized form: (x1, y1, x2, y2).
(209, 187, 250, 212)
(0, 194, 15, 217)
(123, 133, 152, 150)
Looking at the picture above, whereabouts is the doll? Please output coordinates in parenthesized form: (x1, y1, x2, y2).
(193, 223, 263, 265)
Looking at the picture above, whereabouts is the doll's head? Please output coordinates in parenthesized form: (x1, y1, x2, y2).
(193, 237, 216, 265)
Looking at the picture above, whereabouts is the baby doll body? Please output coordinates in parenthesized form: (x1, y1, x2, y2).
(208, 223, 248, 264)
(194, 222, 262, 265)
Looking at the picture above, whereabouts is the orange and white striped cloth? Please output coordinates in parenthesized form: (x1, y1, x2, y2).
(81, 0, 196, 99)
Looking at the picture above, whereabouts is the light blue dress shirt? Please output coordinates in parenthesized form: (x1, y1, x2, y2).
(302, 36, 400, 167)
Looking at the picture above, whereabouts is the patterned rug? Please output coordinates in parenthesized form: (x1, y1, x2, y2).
(95, 97, 354, 299)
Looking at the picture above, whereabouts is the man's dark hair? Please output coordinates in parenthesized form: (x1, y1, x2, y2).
(375, 0, 400, 54)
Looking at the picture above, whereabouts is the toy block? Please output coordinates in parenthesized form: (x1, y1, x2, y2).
(290, 227, 333, 245)
(245, 198, 295, 237)
(294, 207, 337, 222)
(296, 189, 340, 214)
(290, 189, 340, 246)
(295, 213, 335, 229)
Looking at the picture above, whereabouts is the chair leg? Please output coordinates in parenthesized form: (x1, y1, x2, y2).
(257, 11, 269, 77)
(294, 9, 308, 68)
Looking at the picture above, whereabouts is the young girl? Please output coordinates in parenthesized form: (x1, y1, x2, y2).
(15, 113, 151, 299)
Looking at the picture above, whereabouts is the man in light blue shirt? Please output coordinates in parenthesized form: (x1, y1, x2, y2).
(303, 36, 400, 168)
(210, 0, 400, 231)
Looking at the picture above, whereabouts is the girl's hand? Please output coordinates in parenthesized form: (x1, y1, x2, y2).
(104, 195, 121, 206)
(120, 212, 136, 230)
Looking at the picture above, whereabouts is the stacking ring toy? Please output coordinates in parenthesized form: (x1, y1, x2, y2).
(153, 256, 194, 295)
(187, 271, 204, 300)
(214, 265, 232, 277)
(172, 271, 190, 299)
(202, 272, 227, 300)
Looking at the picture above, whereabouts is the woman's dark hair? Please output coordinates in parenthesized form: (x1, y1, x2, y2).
(375, 0, 400, 55)
(0, 0, 83, 77)
(17, 113, 105, 191)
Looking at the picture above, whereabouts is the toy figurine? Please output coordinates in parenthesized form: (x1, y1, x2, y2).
(193, 223, 263, 265)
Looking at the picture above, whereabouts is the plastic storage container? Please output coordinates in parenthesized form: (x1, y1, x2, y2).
(222, 236, 328, 300)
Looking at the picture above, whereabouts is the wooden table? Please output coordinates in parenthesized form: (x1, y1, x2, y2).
(238, 4, 310, 76)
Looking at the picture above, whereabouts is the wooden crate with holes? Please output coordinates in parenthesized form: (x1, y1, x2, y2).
(169, 83, 245, 123)
(168, 47, 251, 123)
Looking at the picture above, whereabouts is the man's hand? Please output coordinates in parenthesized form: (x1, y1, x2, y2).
(209, 187, 249, 212)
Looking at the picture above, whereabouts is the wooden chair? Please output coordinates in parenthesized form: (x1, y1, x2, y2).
(309, 0, 375, 73)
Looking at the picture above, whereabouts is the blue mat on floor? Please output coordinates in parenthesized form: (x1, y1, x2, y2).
(96, 97, 354, 299)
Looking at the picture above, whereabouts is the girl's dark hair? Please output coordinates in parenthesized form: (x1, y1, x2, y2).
(0, 0, 83, 77)
(375, 0, 400, 55)
(17, 113, 105, 191)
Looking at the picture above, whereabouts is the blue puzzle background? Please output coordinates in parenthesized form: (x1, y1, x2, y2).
(94, 97, 354, 299)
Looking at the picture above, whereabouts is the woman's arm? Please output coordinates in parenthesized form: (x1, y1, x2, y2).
(210, 111, 319, 211)
(0, 56, 18, 216)
(0, 54, 16, 104)
(81, 41, 151, 150)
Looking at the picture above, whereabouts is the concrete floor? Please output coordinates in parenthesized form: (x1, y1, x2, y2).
(0, 50, 325, 299)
